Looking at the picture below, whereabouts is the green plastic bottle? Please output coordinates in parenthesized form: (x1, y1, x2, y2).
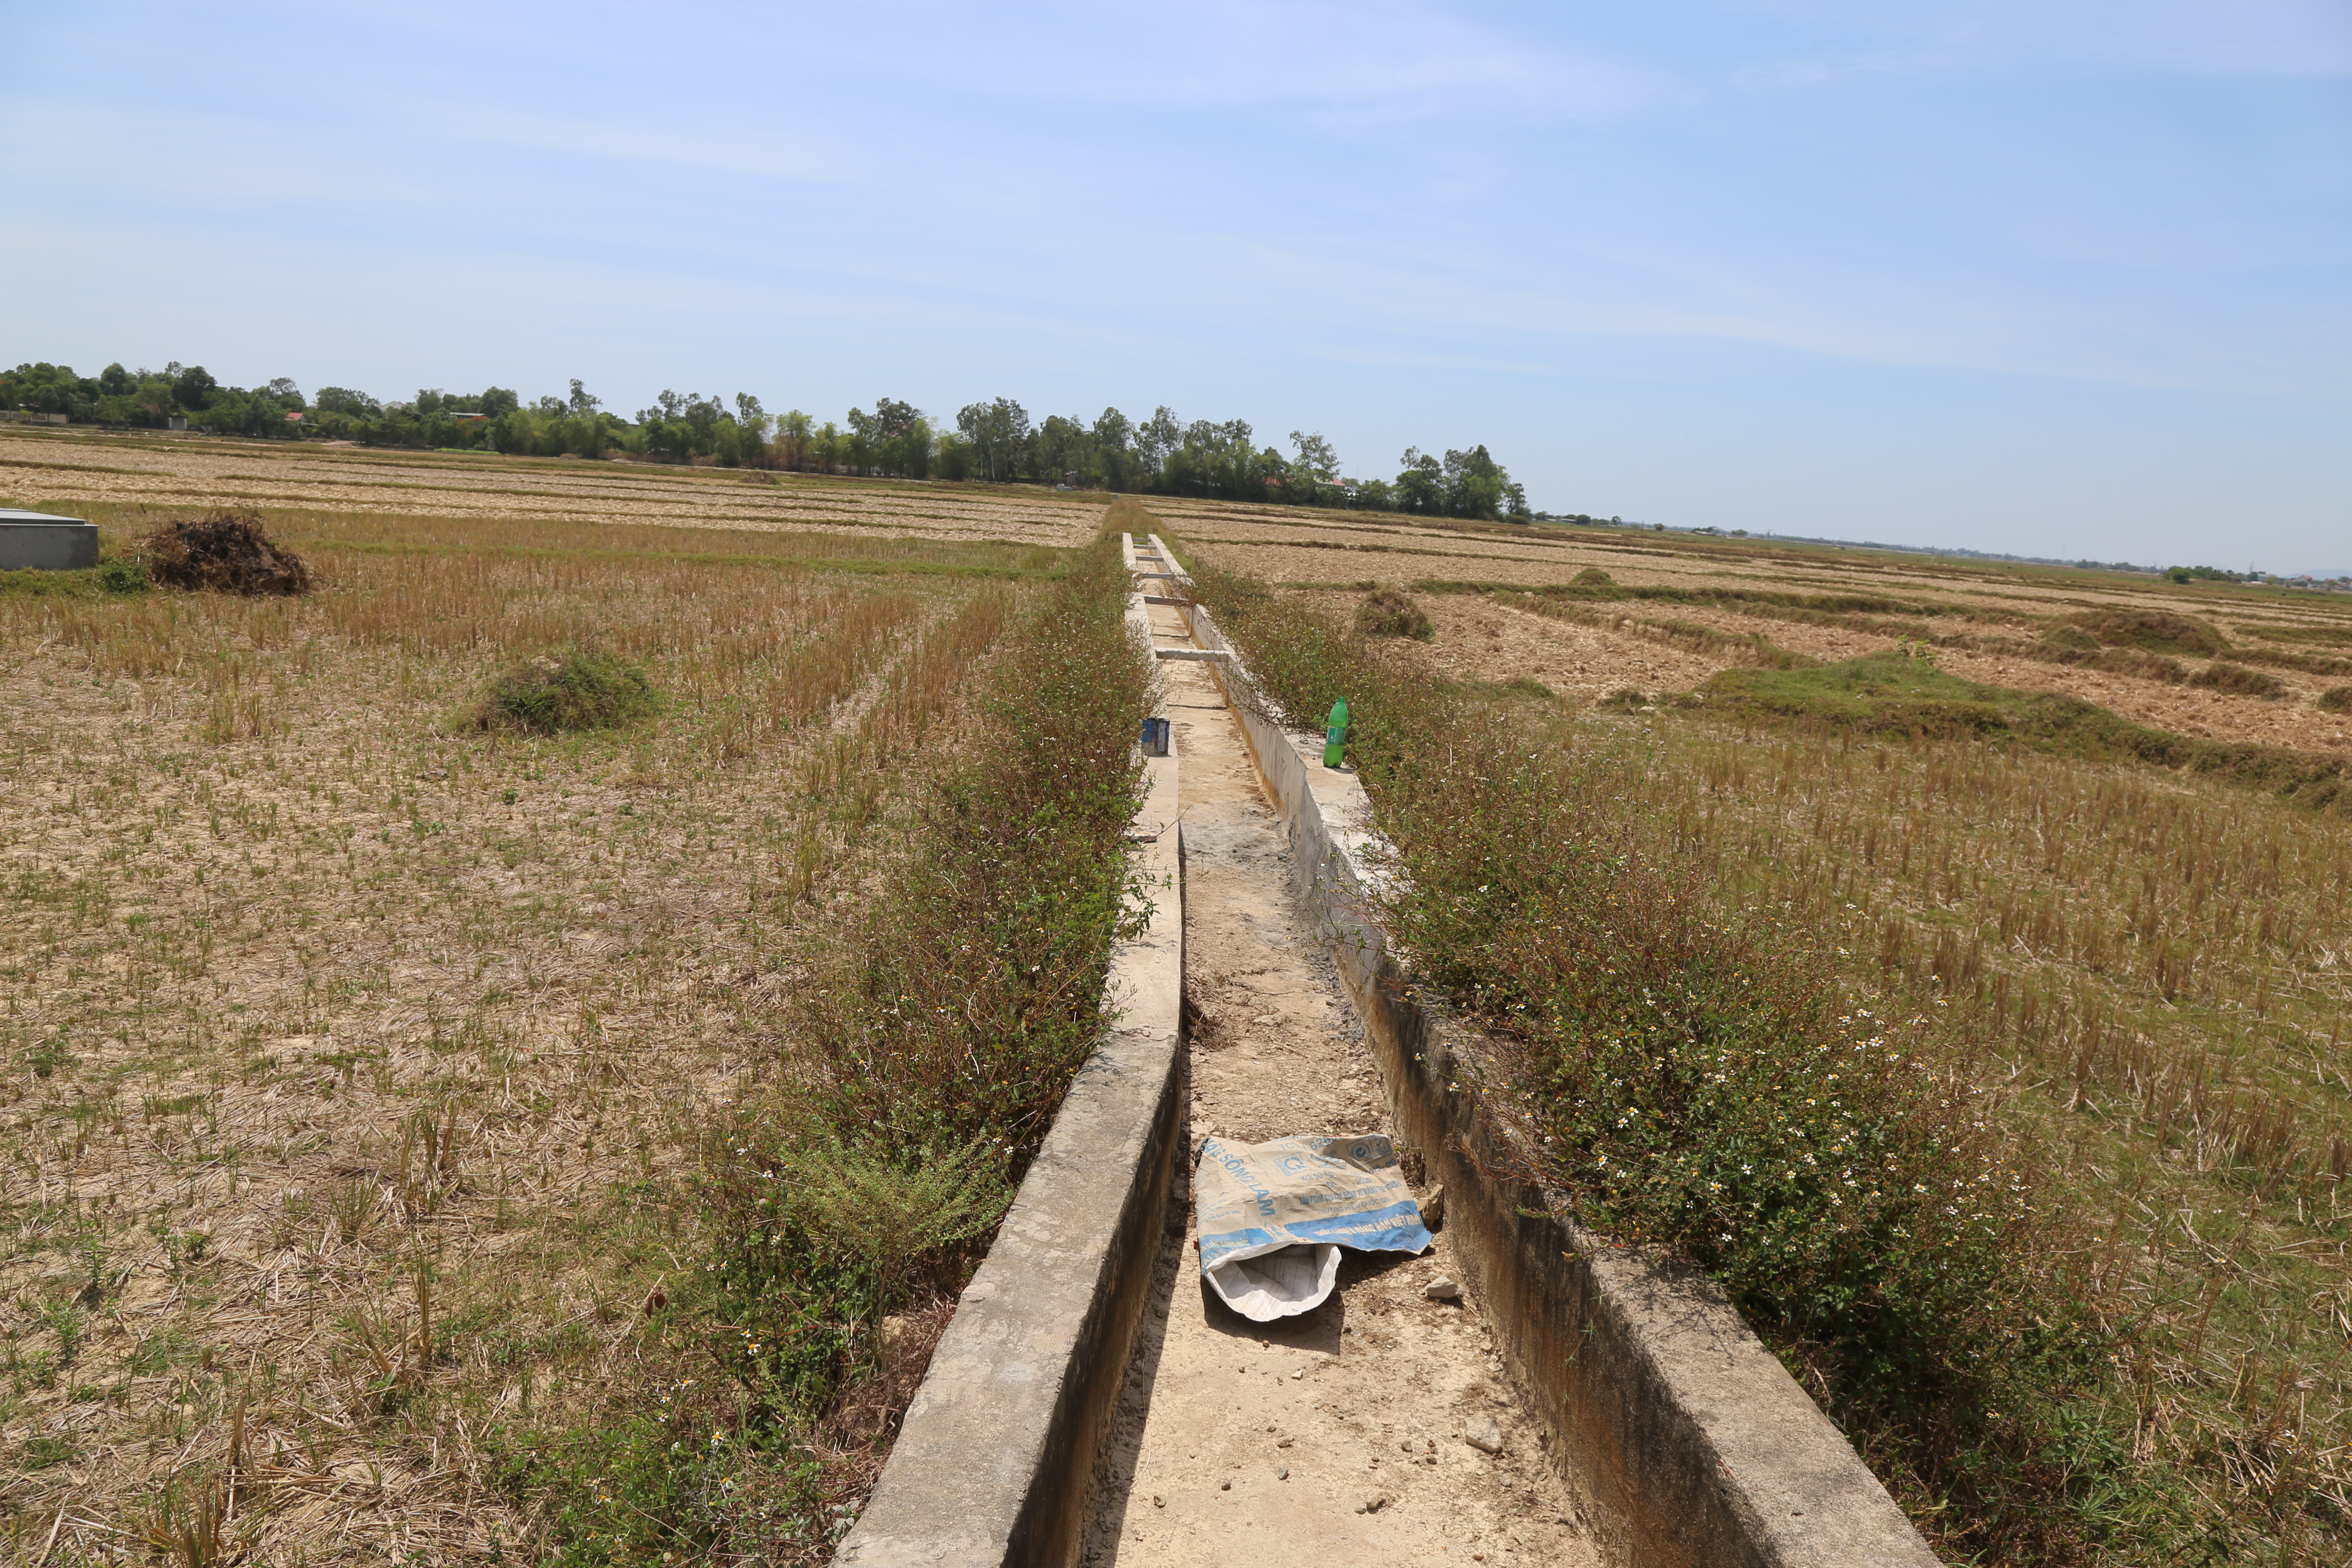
(1323, 698, 1348, 769)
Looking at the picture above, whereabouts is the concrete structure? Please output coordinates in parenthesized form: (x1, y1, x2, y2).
(0, 511, 101, 571)
(1163, 533, 1937, 1568)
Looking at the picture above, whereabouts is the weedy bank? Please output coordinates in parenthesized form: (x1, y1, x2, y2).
(0, 505, 1149, 1565)
(1179, 544, 2351, 1566)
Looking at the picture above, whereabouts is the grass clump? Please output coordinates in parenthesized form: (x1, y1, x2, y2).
(2187, 661, 2285, 698)
(95, 554, 150, 593)
(2052, 609, 2226, 657)
(1703, 651, 2187, 757)
(144, 509, 314, 595)
(2320, 685, 2352, 714)
(0, 553, 151, 599)
(1354, 586, 1435, 640)
(471, 647, 659, 733)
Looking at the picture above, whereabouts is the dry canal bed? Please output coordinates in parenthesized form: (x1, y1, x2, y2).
(1079, 594, 1592, 1565)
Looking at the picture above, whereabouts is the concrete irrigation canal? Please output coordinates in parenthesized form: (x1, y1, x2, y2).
(1075, 542, 1597, 1565)
(839, 535, 1936, 1568)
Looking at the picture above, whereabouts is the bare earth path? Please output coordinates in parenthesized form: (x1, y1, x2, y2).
(1080, 594, 1597, 1567)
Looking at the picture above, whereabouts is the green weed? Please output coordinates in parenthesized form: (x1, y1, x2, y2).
(470, 647, 660, 734)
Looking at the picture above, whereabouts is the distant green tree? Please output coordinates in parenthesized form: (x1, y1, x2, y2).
(848, 397, 930, 477)
(1029, 413, 1090, 485)
(956, 398, 1030, 482)
(933, 430, 975, 481)
(171, 365, 217, 410)
(315, 386, 381, 417)
(1396, 447, 1444, 513)
(1442, 445, 1507, 519)
(1289, 429, 1338, 482)
(776, 409, 814, 470)
(1091, 407, 1134, 489)
(1135, 405, 1181, 481)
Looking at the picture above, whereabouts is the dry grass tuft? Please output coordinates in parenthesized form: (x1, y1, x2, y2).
(1354, 587, 1434, 640)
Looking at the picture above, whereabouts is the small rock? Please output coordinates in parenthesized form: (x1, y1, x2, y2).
(1221, 1481, 1231, 1491)
(1422, 1184, 1446, 1230)
(1356, 1494, 1392, 1515)
(1277, 1466, 1289, 1480)
(1152, 1496, 1164, 1508)
(1465, 1417, 1504, 1454)
(1426, 1277, 1464, 1301)
(1277, 1437, 1293, 1449)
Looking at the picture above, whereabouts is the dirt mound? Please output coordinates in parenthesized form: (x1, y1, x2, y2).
(144, 511, 313, 595)
(2054, 609, 2226, 658)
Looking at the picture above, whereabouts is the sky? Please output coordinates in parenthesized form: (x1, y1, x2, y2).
(2, 1, 2346, 569)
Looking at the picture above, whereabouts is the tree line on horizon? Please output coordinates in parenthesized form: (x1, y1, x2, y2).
(3, 359, 1532, 521)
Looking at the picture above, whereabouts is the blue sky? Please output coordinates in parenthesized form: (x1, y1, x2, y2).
(3, 2, 2346, 567)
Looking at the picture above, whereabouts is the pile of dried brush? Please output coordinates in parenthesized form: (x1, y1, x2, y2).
(144, 510, 313, 595)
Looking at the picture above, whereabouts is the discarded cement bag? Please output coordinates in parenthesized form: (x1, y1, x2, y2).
(1195, 1133, 1432, 1321)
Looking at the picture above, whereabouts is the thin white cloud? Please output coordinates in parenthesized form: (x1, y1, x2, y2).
(1721, 0, 2352, 80)
(785, 0, 1670, 122)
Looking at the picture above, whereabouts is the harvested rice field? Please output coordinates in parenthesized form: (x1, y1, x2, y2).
(0, 455, 1148, 1565)
(1153, 502, 2352, 1564)
(0, 428, 1102, 546)
(11, 425, 2352, 1565)
(1133, 495, 2352, 754)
